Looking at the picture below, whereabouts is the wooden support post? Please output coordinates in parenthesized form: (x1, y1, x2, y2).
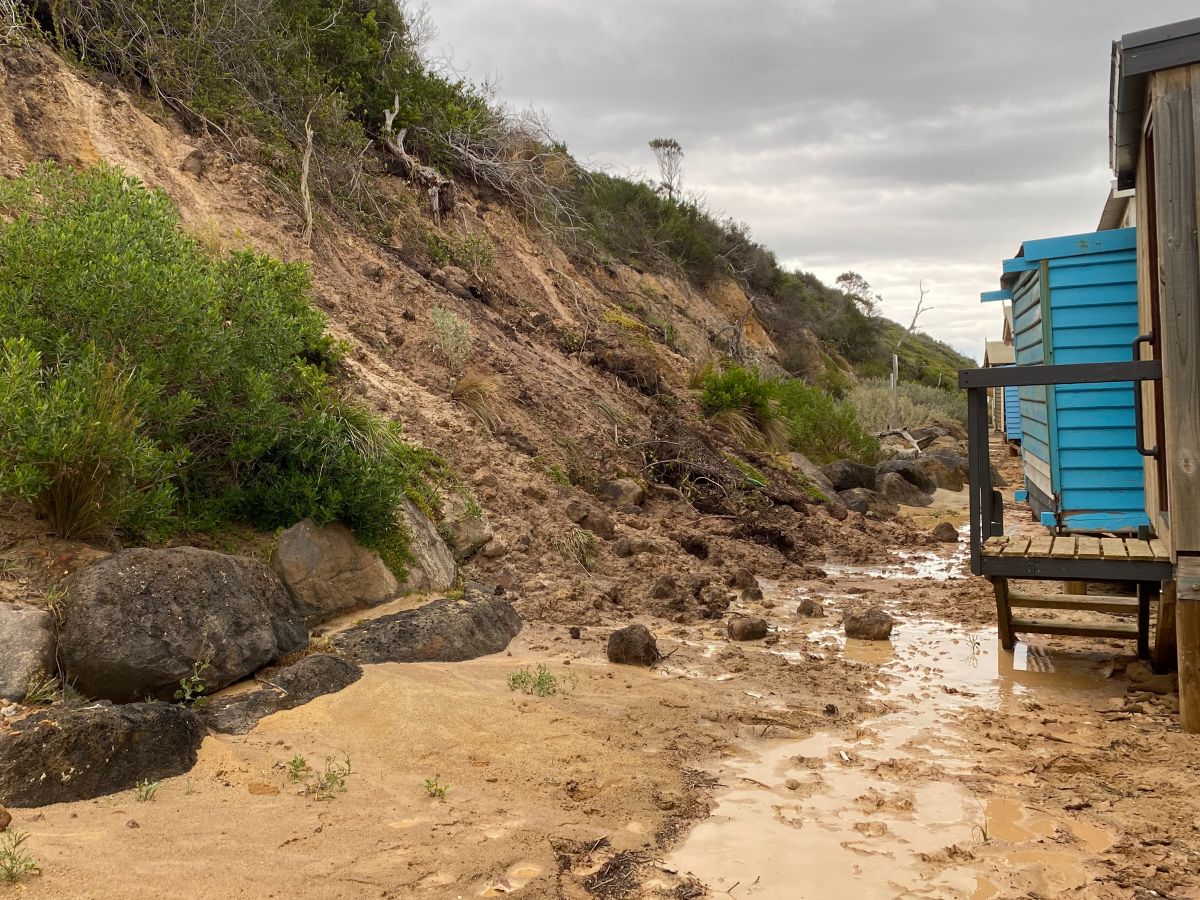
(1064, 581, 1088, 595)
(1136, 582, 1156, 661)
(992, 577, 1014, 651)
(1153, 581, 1177, 674)
(1178, 557, 1200, 733)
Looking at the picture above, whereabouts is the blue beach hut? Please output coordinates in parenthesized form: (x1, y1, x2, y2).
(981, 227, 1148, 533)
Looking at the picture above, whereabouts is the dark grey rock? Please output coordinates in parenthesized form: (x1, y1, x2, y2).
(877, 471, 933, 508)
(727, 617, 769, 641)
(565, 500, 615, 541)
(396, 499, 457, 594)
(931, 522, 960, 543)
(0, 702, 203, 807)
(876, 459, 936, 494)
(332, 583, 521, 664)
(796, 598, 825, 618)
(606, 624, 659, 666)
(649, 575, 678, 600)
(844, 607, 895, 641)
(198, 654, 363, 734)
(676, 533, 709, 560)
(821, 460, 877, 492)
(58, 548, 307, 703)
(0, 603, 55, 701)
(838, 488, 899, 518)
(726, 568, 758, 591)
(916, 457, 964, 492)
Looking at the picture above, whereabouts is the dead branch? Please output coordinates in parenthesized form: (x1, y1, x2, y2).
(382, 96, 455, 223)
(300, 105, 316, 246)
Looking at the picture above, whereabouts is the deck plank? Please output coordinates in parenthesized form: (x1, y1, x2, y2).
(1125, 540, 1156, 560)
(1050, 535, 1078, 558)
(1101, 538, 1128, 559)
(1027, 536, 1054, 557)
(1001, 536, 1031, 557)
(982, 537, 1008, 557)
(1149, 538, 1171, 561)
(1076, 536, 1103, 559)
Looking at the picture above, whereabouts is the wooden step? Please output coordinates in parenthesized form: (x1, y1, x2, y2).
(1007, 592, 1140, 615)
(1009, 619, 1140, 640)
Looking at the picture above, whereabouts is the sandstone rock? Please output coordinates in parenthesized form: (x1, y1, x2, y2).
(597, 478, 646, 507)
(0, 702, 203, 807)
(822, 460, 877, 492)
(565, 500, 615, 540)
(443, 511, 495, 561)
(727, 617, 769, 641)
(741, 582, 765, 602)
(877, 471, 933, 508)
(876, 459, 936, 494)
(606, 624, 659, 666)
(332, 583, 521, 664)
(838, 488, 899, 518)
(916, 457, 965, 492)
(0, 603, 55, 701)
(931, 522, 960, 543)
(270, 519, 398, 624)
(198, 654, 363, 734)
(796, 598, 825, 618)
(844, 607, 895, 641)
(396, 499, 457, 594)
(699, 584, 732, 619)
(726, 568, 758, 591)
(59, 548, 307, 703)
(650, 575, 678, 600)
(614, 537, 659, 558)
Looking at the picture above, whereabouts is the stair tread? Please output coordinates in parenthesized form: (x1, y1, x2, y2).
(1007, 593, 1139, 613)
(1009, 618, 1140, 639)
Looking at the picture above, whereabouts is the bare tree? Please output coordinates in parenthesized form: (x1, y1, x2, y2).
(895, 280, 932, 354)
(649, 138, 684, 201)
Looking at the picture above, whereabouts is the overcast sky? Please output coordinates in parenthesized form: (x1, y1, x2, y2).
(429, 2, 1197, 362)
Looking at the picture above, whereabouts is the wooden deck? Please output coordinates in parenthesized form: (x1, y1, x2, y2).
(982, 534, 1170, 561)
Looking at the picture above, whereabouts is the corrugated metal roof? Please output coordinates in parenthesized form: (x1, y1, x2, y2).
(1110, 17, 1200, 188)
(984, 341, 1014, 366)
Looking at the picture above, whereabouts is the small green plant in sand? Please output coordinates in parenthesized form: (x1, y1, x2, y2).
(174, 658, 211, 707)
(22, 670, 60, 706)
(0, 830, 40, 883)
(507, 664, 561, 697)
(422, 776, 449, 800)
(0, 558, 17, 580)
(134, 779, 160, 803)
(303, 756, 352, 801)
(286, 755, 310, 782)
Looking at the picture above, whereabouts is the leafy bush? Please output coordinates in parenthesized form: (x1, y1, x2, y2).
(847, 379, 967, 433)
(698, 363, 879, 464)
(429, 306, 474, 372)
(0, 164, 440, 568)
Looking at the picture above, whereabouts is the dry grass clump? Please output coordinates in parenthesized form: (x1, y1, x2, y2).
(451, 371, 502, 432)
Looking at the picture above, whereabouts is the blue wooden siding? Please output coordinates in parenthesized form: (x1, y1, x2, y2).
(1003, 385, 1021, 440)
(985, 227, 1147, 532)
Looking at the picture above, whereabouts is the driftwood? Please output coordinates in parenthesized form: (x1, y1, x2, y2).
(382, 95, 455, 223)
(875, 428, 925, 454)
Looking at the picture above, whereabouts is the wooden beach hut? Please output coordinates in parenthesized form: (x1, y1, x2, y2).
(982, 339, 1018, 440)
(981, 227, 1147, 533)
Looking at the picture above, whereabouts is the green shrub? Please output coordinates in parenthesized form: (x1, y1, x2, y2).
(847, 378, 967, 434)
(698, 363, 879, 464)
(0, 164, 440, 566)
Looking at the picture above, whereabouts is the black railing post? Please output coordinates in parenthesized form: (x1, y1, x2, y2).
(966, 385, 989, 576)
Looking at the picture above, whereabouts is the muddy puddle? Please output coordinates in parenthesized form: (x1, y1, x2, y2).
(667, 556, 1125, 899)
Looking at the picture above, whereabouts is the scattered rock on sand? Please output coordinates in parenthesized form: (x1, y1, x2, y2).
(565, 500, 615, 540)
(844, 607, 895, 641)
(606, 624, 659, 666)
(0, 602, 55, 702)
(332, 583, 521, 664)
(675, 533, 709, 559)
(726, 568, 758, 592)
(877, 472, 933, 508)
(597, 478, 646, 507)
(931, 522, 960, 543)
(727, 617, 769, 641)
(0, 702, 203, 807)
(822, 459, 877, 492)
(198, 654, 364, 734)
(59, 547, 307, 703)
(613, 537, 658, 558)
(838, 488, 899, 518)
(270, 518, 398, 624)
(650, 575, 678, 600)
(797, 598, 825, 618)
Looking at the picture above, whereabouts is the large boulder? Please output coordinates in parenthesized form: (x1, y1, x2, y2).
(396, 499, 457, 594)
(922, 451, 1005, 488)
(916, 457, 965, 492)
(727, 617, 769, 641)
(822, 459, 877, 492)
(844, 607, 895, 641)
(877, 471, 933, 508)
(0, 603, 55, 701)
(597, 478, 646, 507)
(333, 583, 521, 664)
(270, 519, 398, 624)
(607, 624, 659, 666)
(876, 459, 936, 495)
(199, 654, 363, 734)
(931, 522, 960, 543)
(838, 488, 899, 518)
(58, 548, 307, 703)
(786, 453, 847, 517)
(0, 702, 203, 807)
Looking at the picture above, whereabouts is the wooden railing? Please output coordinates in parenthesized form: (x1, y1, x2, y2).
(958, 359, 1164, 577)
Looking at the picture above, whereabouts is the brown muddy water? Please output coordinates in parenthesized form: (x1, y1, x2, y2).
(666, 543, 1124, 899)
